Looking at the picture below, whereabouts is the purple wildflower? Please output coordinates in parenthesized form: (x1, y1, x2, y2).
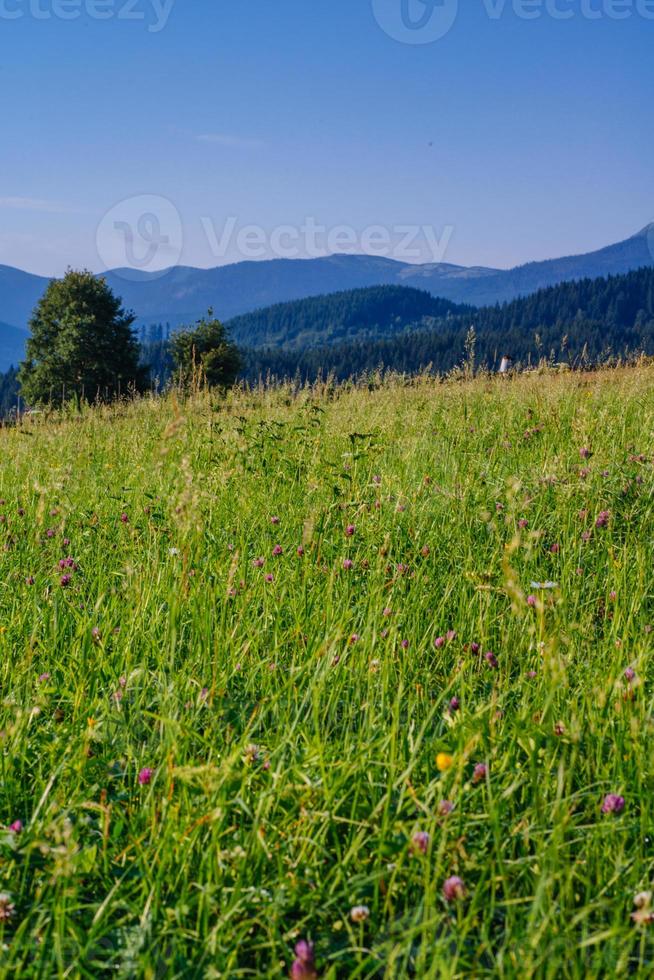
(434, 636, 445, 649)
(485, 651, 499, 669)
(138, 767, 154, 786)
(9, 820, 22, 833)
(411, 830, 431, 855)
(345, 524, 356, 537)
(290, 939, 317, 980)
(596, 510, 610, 529)
(272, 545, 283, 557)
(473, 762, 488, 784)
(443, 876, 466, 903)
(438, 800, 455, 816)
(601, 793, 625, 814)
(342, 559, 354, 571)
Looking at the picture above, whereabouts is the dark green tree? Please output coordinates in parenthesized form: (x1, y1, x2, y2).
(170, 310, 242, 389)
(19, 269, 145, 406)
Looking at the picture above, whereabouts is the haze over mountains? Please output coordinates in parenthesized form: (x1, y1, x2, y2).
(0, 223, 652, 372)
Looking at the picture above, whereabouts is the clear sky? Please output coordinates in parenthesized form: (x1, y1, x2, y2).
(1, 0, 652, 275)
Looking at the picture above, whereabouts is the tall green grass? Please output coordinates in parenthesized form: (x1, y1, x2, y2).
(0, 368, 653, 978)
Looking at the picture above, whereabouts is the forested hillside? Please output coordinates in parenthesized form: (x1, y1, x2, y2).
(225, 285, 473, 348)
(244, 267, 654, 380)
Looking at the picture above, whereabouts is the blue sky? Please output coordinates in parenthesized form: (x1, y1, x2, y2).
(1, 0, 652, 275)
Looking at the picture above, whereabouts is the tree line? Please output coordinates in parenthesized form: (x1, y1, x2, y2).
(1, 265, 654, 417)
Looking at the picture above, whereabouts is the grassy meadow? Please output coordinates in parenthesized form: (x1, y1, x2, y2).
(1, 367, 654, 978)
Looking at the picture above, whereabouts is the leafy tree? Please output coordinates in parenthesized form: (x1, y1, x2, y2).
(19, 269, 145, 406)
(170, 310, 242, 389)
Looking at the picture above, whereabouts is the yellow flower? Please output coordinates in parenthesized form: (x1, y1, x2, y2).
(436, 752, 454, 772)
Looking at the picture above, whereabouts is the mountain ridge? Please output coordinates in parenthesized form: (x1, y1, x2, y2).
(0, 224, 652, 372)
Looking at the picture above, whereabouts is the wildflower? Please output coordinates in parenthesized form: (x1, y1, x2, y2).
(345, 524, 356, 537)
(350, 905, 370, 923)
(290, 940, 317, 980)
(449, 696, 460, 713)
(580, 446, 593, 460)
(91, 627, 101, 642)
(421, 545, 430, 557)
(485, 651, 498, 669)
(244, 744, 261, 765)
(383, 607, 392, 617)
(401, 639, 409, 650)
(601, 793, 625, 814)
(342, 559, 354, 571)
(9, 820, 22, 833)
(436, 752, 454, 772)
(443, 876, 466, 903)
(527, 595, 537, 607)
(446, 630, 457, 642)
(438, 800, 455, 816)
(138, 767, 154, 786)
(581, 531, 592, 543)
(434, 636, 445, 649)
(60, 574, 72, 587)
(549, 543, 560, 554)
(169, 547, 180, 556)
(411, 830, 431, 855)
(596, 510, 610, 529)
(296, 546, 305, 557)
(518, 519, 528, 530)
(0, 893, 15, 921)
(470, 642, 480, 656)
(632, 892, 654, 926)
(253, 557, 265, 568)
(272, 545, 283, 556)
(609, 590, 617, 601)
(473, 763, 488, 784)
(120, 513, 129, 524)
(372, 474, 381, 485)
(271, 516, 281, 525)
(265, 574, 274, 583)
(554, 722, 565, 736)
(38, 672, 51, 683)
(45, 528, 55, 539)
(349, 634, 360, 645)
(625, 667, 636, 682)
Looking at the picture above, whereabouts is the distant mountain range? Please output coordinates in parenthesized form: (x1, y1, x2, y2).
(0, 223, 652, 372)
